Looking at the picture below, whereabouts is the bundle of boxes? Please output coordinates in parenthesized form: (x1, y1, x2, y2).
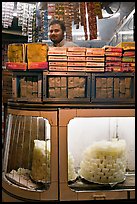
(6, 42, 135, 73)
(6, 43, 48, 70)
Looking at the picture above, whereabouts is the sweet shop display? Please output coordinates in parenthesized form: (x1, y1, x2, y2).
(5, 42, 135, 74)
(2, 3, 135, 202)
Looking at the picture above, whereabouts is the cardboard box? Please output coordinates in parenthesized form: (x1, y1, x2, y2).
(8, 43, 26, 63)
(26, 43, 48, 62)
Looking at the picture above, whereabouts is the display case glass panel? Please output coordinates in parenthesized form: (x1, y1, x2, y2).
(3, 113, 51, 191)
(68, 116, 135, 187)
(3, 108, 59, 201)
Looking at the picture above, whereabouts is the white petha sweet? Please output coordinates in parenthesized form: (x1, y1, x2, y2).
(31, 140, 50, 183)
(79, 139, 127, 184)
(68, 152, 77, 181)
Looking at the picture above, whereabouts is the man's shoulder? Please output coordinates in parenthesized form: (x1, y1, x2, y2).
(64, 41, 79, 47)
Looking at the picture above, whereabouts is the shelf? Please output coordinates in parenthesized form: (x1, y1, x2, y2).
(2, 29, 23, 36)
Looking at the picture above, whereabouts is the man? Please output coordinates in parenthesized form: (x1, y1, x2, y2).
(49, 19, 78, 47)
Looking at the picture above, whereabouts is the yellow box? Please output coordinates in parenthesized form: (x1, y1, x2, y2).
(26, 43, 48, 62)
(8, 43, 26, 63)
(116, 42, 135, 48)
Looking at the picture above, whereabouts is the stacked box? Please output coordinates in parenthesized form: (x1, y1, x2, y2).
(104, 46, 123, 72)
(121, 45, 135, 72)
(12, 72, 42, 102)
(92, 73, 135, 103)
(85, 48, 105, 72)
(48, 47, 68, 71)
(43, 72, 90, 102)
(6, 43, 49, 70)
(67, 47, 86, 72)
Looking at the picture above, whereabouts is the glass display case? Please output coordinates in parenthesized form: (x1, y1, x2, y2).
(2, 102, 135, 202)
(2, 106, 59, 201)
(59, 108, 135, 201)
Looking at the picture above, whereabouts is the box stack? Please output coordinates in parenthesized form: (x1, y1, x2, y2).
(6, 43, 49, 70)
(48, 47, 68, 71)
(104, 46, 123, 72)
(67, 47, 86, 71)
(12, 72, 42, 101)
(43, 72, 90, 102)
(121, 46, 135, 73)
(95, 76, 113, 99)
(48, 76, 67, 98)
(85, 48, 105, 72)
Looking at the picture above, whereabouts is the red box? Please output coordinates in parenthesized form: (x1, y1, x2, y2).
(6, 62, 27, 70)
(28, 62, 48, 70)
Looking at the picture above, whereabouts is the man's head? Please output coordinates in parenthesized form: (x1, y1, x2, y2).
(49, 19, 66, 44)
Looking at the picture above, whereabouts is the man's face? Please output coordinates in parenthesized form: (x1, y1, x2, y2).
(49, 24, 64, 44)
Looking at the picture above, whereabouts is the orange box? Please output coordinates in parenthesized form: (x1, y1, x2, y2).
(68, 62, 86, 66)
(68, 56, 86, 61)
(48, 47, 67, 51)
(48, 47, 67, 55)
(86, 62, 104, 67)
(86, 48, 105, 57)
(67, 47, 86, 52)
(68, 67, 86, 71)
(67, 51, 85, 56)
(49, 62, 67, 66)
(48, 56, 67, 61)
(49, 66, 67, 71)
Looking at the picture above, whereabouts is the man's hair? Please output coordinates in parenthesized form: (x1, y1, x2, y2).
(49, 19, 66, 32)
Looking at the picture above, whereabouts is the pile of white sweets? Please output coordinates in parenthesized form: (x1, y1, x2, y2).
(31, 140, 50, 183)
(68, 152, 77, 181)
(79, 139, 127, 184)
